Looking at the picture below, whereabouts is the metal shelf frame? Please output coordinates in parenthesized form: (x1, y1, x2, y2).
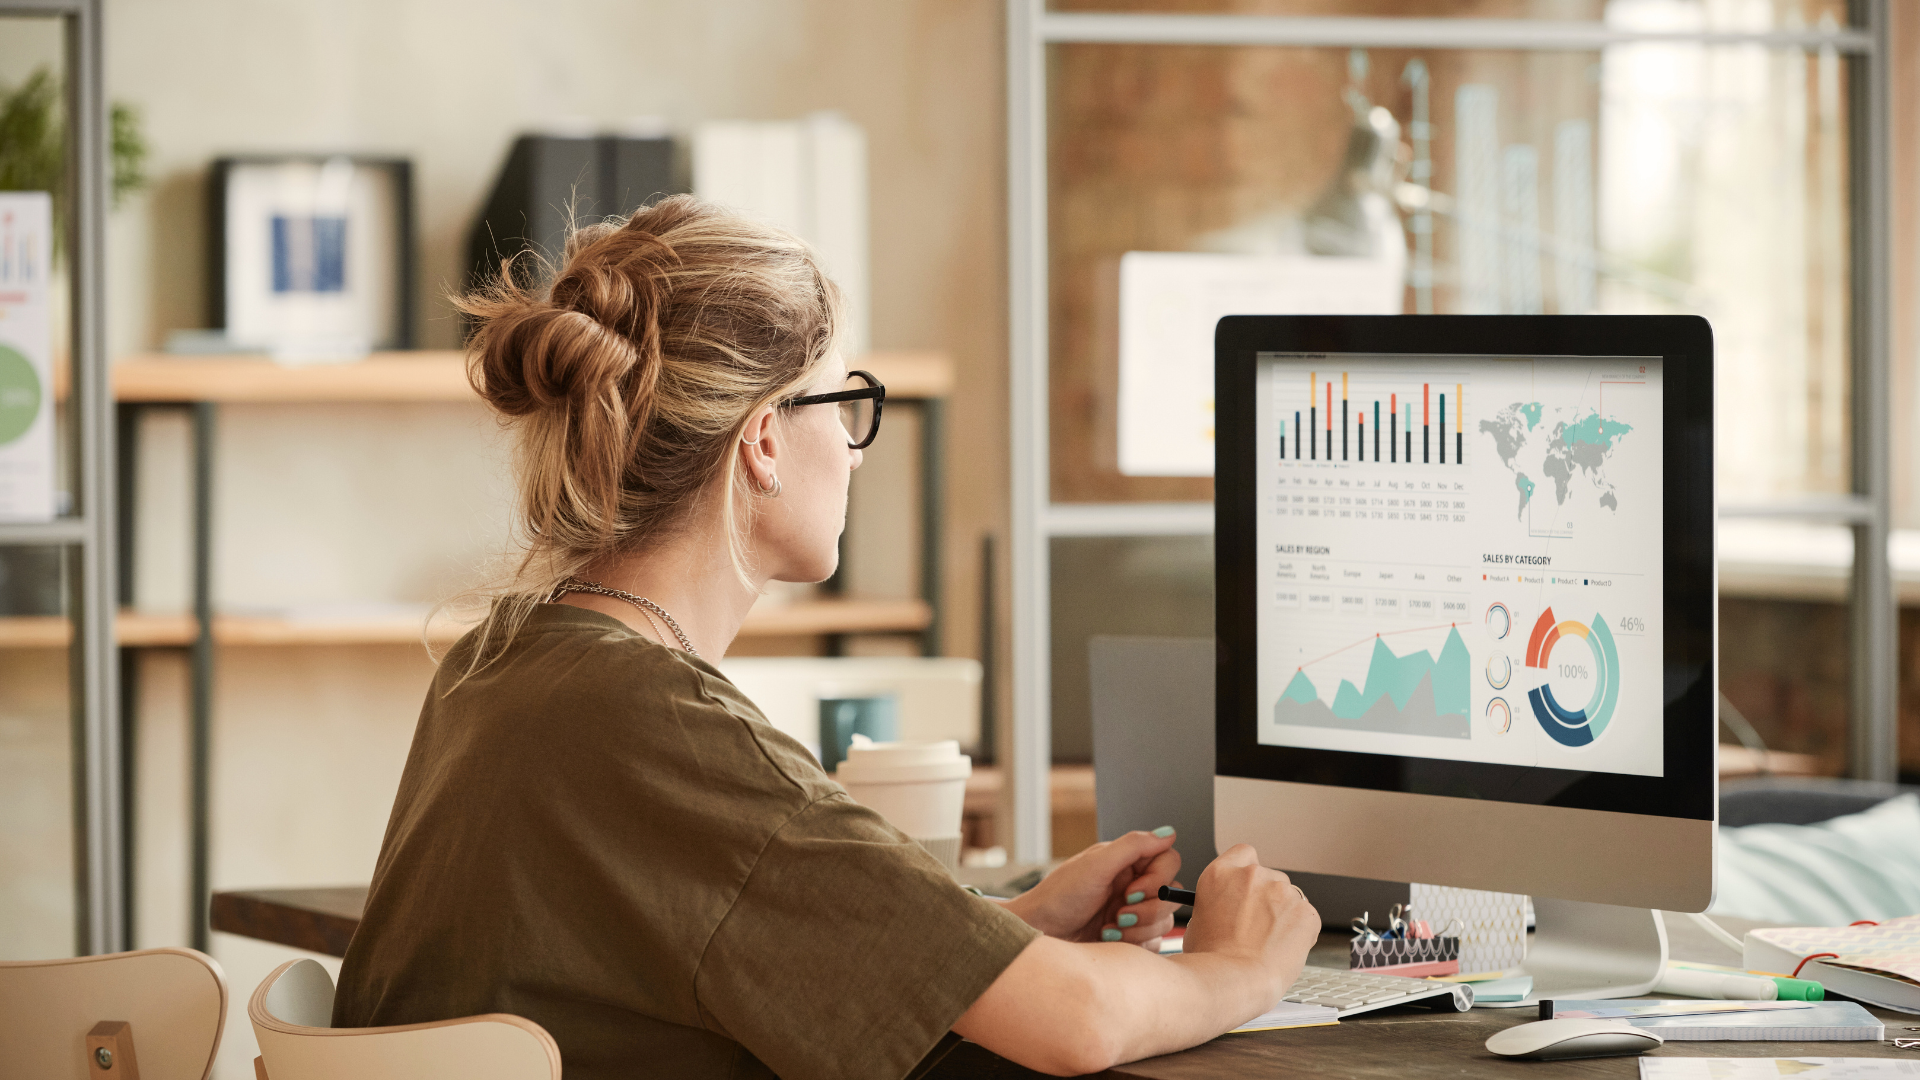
(1005, 1, 1899, 862)
(0, 0, 121, 955)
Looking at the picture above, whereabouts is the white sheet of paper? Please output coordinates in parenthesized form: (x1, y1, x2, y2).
(1232, 999, 1340, 1033)
(0, 192, 55, 521)
(1117, 251, 1403, 477)
(1641, 1061, 1920, 1079)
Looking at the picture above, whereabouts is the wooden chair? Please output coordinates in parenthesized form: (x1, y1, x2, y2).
(0, 947, 227, 1080)
(248, 959, 561, 1080)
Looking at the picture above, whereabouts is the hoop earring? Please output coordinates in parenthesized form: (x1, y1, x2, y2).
(754, 472, 782, 498)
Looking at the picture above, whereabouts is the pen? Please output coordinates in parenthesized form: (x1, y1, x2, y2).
(1159, 886, 1197, 905)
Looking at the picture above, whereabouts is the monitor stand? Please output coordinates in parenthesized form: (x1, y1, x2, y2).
(1482, 897, 1670, 1007)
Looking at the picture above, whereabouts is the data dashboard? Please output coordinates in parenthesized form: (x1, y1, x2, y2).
(1254, 353, 1665, 778)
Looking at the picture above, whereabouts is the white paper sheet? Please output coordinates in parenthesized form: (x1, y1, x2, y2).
(1117, 251, 1402, 476)
(1642, 1061, 1920, 1079)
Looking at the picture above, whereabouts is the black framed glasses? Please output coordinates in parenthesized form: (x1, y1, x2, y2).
(782, 369, 885, 449)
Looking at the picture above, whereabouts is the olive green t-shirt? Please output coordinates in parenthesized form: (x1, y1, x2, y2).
(331, 604, 1038, 1080)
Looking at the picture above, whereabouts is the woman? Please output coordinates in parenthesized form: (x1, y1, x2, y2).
(331, 195, 1319, 1079)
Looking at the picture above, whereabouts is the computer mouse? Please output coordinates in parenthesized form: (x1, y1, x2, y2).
(1484, 1018, 1664, 1060)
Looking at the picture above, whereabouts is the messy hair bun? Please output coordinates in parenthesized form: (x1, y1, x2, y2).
(451, 194, 840, 667)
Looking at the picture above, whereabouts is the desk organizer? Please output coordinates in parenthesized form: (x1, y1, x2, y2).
(1350, 935, 1461, 978)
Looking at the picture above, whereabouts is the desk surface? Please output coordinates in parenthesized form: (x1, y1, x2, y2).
(209, 892, 1914, 1077)
(1060, 912, 1915, 1080)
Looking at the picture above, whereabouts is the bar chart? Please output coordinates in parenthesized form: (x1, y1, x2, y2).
(1278, 370, 1469, 467)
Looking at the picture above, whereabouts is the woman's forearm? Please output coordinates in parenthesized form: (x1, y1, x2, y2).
(1091, 947, 1283, 1065)
(953, 936, 1281, 1075)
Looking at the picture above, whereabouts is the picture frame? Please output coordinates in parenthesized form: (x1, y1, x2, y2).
(208, 154, 414, 357)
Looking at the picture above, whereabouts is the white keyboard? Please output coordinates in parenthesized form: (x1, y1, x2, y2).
(1281, 966, 1475, 1017)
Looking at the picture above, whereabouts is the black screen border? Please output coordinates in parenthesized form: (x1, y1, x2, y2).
(1215, 315, 1716, 821)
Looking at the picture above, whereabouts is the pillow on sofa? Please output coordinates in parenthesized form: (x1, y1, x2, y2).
(1710, 793, 1920, 925)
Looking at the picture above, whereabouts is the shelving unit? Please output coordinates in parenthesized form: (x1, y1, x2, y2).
(0, 0, 119, 955)
(112, 348, 957, 402)
(105, 347, 951, 948)
(112, 348, 949, 646)
(0, 598, 933, 649)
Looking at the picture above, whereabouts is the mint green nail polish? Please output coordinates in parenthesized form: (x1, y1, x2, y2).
(1125, 890, 1145, 905)
(1101, 928, 1123, 942)
(1118, 913, 1139, 928)
(1152, 825, 1175, 838)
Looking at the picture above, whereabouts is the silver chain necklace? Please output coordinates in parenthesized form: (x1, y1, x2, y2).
(553, 579, 699, 656)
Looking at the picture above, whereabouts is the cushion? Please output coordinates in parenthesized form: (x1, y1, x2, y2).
(1710, 793, 1920, 925)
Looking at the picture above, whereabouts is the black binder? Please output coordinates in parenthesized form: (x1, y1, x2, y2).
(465, 134, 679, 290)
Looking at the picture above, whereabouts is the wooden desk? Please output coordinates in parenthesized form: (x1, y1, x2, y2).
(210, 886, 367, 958)
(1071, 913, 1915, 1079)
(208, 894, 1913, 1077)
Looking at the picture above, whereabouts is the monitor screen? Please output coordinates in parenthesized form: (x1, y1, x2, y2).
(1255, 353, 1663, 779)
(1214, 316, 1716, 824)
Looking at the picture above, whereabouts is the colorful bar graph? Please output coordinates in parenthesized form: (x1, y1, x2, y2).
(1285, 372, 1466, 468)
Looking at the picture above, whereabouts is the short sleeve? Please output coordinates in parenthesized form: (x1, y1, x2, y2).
(693, 793, 1039, 1080)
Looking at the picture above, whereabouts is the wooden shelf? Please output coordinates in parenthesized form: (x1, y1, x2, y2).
(0, 598, 931, 649)
(114, 351, 471, 403)
(739, 597, 931, 636)
(113, 349, 952, 403)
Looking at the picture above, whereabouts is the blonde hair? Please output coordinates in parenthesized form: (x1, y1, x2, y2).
(448, 194, 841, 671)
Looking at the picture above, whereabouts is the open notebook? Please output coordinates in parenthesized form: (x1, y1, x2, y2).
(1747, 916, 1920, 1014)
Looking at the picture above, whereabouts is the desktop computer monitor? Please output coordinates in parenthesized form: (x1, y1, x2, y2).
(1213, 315, 1716, 998)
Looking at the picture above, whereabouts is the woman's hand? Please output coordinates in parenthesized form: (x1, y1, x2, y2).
(957, 842, 1322, 1075)
(1002, 828, 1182, 947)
(1178, 843, 1321, 1005)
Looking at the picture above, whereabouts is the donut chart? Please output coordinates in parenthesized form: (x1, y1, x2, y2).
(1524, 607, 1621, 747)
(1485, 602, 1511, 640)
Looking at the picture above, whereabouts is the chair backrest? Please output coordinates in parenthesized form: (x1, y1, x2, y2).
(0, 947, 228, 1080)
(249, 959, 561, 1080)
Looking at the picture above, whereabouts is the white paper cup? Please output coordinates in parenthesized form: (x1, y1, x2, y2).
(835, 739, 972, 871)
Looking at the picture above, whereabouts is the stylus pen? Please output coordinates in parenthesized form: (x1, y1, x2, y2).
(1159, 886, 1197, 906)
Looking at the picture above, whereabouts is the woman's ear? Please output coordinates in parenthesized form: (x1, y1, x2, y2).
(739, 404, 779, 488)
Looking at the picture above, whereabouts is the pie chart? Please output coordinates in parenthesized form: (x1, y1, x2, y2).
(1524, 607, 1621, 747)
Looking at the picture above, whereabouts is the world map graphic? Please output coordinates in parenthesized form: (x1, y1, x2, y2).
(1478, 402, 1634, 520)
